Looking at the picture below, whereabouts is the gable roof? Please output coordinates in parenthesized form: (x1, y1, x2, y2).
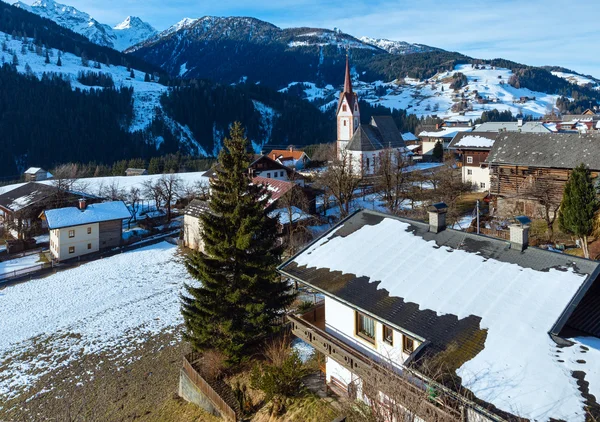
(448, 132, 498, 151)
(252, 176, 295, 206)
(486, 132, 600, 170)
(347, 116, 405, 151)
(44, 201, 131, 229)
(268, 149, 308, 162)
(184, 199, 210, 218)
(475, 121, 553, 133)
(0, 182, 61, 213)
(418, 126, 473, 139)
(279, 210, 600, 421)
(24, 167, 44, 175)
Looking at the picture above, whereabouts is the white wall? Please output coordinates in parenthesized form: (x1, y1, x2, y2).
(50, 223, 99, 261)
(463, 166, 491, 192)
(183, 214, 204, 252)
(324, 296, 419, 372)
(254, 169, 288, 181)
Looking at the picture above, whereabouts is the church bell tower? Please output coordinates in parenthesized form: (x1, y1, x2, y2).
(336, 54, 360, 157)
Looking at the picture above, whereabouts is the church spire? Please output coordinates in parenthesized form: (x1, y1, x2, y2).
(344, 53, 353, 94)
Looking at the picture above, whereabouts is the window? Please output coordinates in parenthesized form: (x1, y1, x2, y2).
(467, 169, 473, 175)
(69, 246, 75, 254)
(87, 243, 92, 250)
(467, 156, 473, 164)
(87, 227, 92, 235)
(280, 171, 284, 177)
(343, 120, 347, 126)
(356, 312, 375, 343)
(480, 182, 486, 188)
(267, 172, 271, 178)
(343, 104, 347, 112)
(68, 230, 75, 238)
(366, 157, 370, 169)
(383, 325, 393, 346)
(403, 335, 414, 354)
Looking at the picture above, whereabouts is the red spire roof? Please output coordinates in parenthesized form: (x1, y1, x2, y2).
(344, 54, 353, 94)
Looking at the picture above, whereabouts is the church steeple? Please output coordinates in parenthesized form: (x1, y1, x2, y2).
(344, 54, 353, 94)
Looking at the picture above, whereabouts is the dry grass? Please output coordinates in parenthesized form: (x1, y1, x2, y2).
(0, 327, 217, 422)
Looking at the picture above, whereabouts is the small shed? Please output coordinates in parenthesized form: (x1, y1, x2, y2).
(125, 168, 148, 177)
(24, 167, 52, 182)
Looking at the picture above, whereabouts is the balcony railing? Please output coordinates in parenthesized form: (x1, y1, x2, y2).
(289, 312, 504, 422)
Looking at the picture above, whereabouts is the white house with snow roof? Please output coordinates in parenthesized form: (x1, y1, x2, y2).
(448, 131, 499, 191)
(279, 208, 600, 421)
(43, 200, 131, 261)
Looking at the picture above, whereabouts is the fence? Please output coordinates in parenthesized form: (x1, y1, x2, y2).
(476, 227, 511, 240)
(0, 262, 53, 283)
(182, 353, 240, 421)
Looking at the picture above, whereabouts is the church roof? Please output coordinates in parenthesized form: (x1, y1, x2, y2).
(337, 55, 359, 114)
(346, 116, 405, 151)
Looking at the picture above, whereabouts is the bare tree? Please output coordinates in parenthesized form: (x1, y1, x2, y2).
(278, 186, 313, 254)
(142, 179, 163, 212)
(50, 163, 89, 207)
(374, 149, 411, 214)
(429, 157, 474, 226)
(99, 180, 126, 201)
(155, 174, 183, 222)
(316, 149, 363, 219)
(128, 187, 142, 222)
(522, 177, 561, 241)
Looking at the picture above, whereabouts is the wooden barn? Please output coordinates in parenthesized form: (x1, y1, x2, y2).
(486, 133, 600, 218)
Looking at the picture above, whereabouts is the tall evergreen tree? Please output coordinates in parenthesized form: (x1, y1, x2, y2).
(558, 164, 599, 259)
(182, 122, 294, 365)
(432, 141, 444, 162)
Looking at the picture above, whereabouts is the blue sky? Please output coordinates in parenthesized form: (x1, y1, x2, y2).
(21, 0, 600, 77)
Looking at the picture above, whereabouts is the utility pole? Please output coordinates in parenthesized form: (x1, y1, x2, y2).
(476, 200, 480, 234)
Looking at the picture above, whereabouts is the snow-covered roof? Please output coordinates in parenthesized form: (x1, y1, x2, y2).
(24, 167, 43, 174)
(44, 201, 131, 229)
(280, 210, 600, 421)
(406, 144, 420, 151)
(269, 206, 312, 225)
(448, 132, 498, 150)
(418, 126, 472, 139)
(401, 132, 418, 141)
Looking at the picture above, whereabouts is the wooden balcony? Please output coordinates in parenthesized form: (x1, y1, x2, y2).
(289, 310, 503, 422)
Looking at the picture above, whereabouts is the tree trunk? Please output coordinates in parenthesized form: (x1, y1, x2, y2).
(581, 236, 590, 259)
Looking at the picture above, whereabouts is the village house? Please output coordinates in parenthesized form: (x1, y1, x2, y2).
(23, 167, 52, 182)
(279, 208, 600, 422)
(267, 147, 311, 170)
(204, 154, 304, 185)
(336, 56, 406, 175)
(0, 182, 96, 239)
(125, 168, 148, 177)
(182, 199, 210, 252)
(486, 132, 600, 218)
(182, 177, 316, 252)
(418, 125, 473, 156)
(43, 200, 131, 262)
(448, 132, 498, 191)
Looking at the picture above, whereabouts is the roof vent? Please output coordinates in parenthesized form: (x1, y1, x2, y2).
(510, 216, 531, 251)
(428, 202, 448, 233)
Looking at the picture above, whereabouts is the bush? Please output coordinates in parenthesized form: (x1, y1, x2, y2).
(250, 348, 307, 402)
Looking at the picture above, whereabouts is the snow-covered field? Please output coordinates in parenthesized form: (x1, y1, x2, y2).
(284, 64, 562, 120)
(0, 171, 210, 200)
(0, 252, 44, 277)
(552, 71, 599, 89)
(0, 242, 191, 399)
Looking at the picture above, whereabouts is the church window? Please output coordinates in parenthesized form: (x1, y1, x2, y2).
(343, 105, 347, 112)
(366, 158, 370, 169)
(343, 120, 347, 127)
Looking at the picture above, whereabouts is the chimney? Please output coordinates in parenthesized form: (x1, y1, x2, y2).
(289, 146, 293, 152)
(78, 198, 87, 211)
(428, 202, 448, 233)
(510, 216, 531, 251)
(518, 118, 523, 128)
(273, 153, 276, 160)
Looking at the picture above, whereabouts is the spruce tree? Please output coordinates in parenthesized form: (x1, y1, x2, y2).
(182, 122, 294, 365)
(558, 164, 599, 259)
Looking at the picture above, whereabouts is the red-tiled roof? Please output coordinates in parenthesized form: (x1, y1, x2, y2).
(252, 176, 295, 204)
(268, 149, 306, 161)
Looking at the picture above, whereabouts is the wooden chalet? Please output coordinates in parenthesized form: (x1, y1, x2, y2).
(448, 132, 498, 191)
(486, 133, 600, 217)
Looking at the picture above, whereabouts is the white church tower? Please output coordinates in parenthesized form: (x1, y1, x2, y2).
(336, 55, 360, 158)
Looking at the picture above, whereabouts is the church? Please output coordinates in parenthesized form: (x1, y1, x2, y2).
(336, 56, 406, 175)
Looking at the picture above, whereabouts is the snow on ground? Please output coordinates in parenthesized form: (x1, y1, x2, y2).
(0, 242, 191, 399)
(0, 30, 167, 134)
(252, 100, 280, 153)
(551, 71, 599, 89)
(293, 217, 594, 421)
(0, 253, 44, 277)
(289, 64, 561, 119)
(0, 172, 210, 202)
(292, 338, 315, 363)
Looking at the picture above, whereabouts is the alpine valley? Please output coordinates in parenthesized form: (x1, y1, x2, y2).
(0, 0, 599, 178)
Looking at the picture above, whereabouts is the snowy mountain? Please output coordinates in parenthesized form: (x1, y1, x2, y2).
(12, 0, 156, 51)
(359, 37, 442, 55)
